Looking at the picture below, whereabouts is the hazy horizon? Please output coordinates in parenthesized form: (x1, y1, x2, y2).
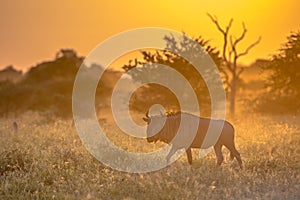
(0, 0, 299, 71)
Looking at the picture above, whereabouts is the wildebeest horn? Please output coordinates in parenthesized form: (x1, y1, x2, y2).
(160, 110, 164, 116)
(143, 111, 150, 123)
(142, 117, 149, 122)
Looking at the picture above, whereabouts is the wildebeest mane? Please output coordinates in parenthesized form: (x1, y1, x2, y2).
(157, 111, 199, 145)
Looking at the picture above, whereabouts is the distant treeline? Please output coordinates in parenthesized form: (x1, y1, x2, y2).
(0, 31, 299, 118)
(0, 49, 117, 118)
(0, 50, 80, 117)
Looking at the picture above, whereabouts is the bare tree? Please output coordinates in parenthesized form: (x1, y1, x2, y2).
(207, 13, 261, 115)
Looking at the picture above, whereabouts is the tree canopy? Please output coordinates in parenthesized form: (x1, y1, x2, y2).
(122, 33, 221, 115)
(257, 31, 300, 113)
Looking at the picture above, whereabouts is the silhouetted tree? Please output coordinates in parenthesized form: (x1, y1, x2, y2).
(0, 49, 83, 117)
(25, 49, 82, 83)
(257, 31, 300, 113)
(122, 33, 221, 115)
(0, 65, 23, 83)
(208, 14, 261, 115)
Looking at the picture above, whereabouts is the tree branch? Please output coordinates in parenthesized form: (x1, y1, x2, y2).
(207, 13, 233, 66)
(233, 23, 247, 47)
(237, 36, 262, 58)
(230, 35, 236, 56)
(237, 67, 245, 78)
(207, 13, 225, 34)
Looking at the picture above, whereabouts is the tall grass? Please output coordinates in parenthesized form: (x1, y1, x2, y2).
(0, 112, 299, 199)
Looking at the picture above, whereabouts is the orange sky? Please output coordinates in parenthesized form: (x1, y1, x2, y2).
(0, 0, 299, 71)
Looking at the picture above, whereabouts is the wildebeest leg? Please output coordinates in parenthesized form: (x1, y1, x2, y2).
(224, 144, 243, 169)
(186, 148, 192, 165)
(214, 144, 224, 166)
(166, 145, 177, 164)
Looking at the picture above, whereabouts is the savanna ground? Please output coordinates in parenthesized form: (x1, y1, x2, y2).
(0, 111, 299, 199)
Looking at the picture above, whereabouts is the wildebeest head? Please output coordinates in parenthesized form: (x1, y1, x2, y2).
(143, 111, 166, 143)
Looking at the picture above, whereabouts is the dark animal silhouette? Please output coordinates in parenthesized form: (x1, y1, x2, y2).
(143, 112, 242, 168)
(13, 121, 18, 134)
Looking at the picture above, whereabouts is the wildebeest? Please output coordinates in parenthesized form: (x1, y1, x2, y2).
(143, 111, 242, 168)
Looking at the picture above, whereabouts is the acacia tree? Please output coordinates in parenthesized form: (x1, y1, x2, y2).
(207, 14, 261, 114)
(122, 33, 221, 114)
(258, 31, 300, 113)
(265, 31, 300, 93)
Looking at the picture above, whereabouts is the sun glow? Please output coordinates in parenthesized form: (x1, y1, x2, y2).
(0, 0, 299, 70)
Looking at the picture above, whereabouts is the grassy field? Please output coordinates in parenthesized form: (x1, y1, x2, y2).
(0, 112, 299, 199)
